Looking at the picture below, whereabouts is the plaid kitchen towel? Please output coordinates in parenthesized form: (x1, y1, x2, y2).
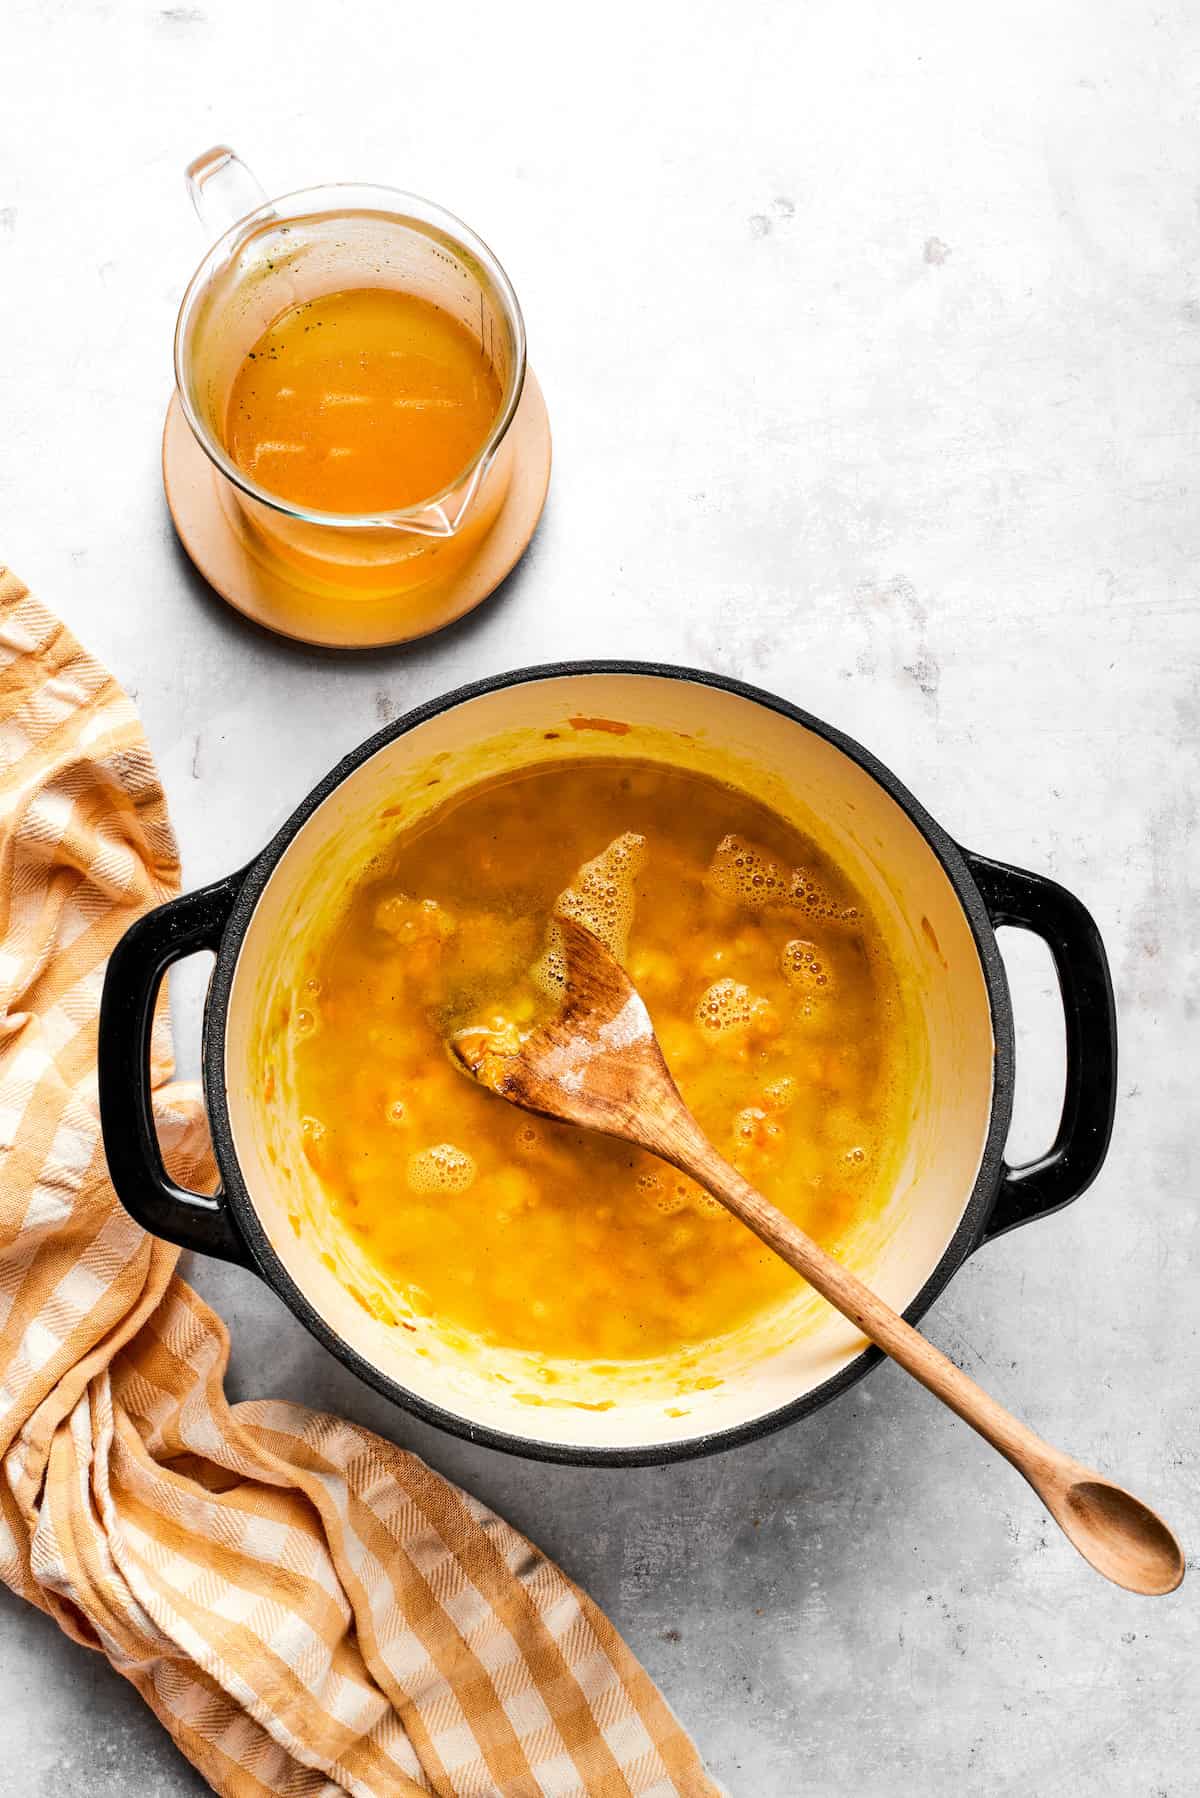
(0, 566, 719, 1798)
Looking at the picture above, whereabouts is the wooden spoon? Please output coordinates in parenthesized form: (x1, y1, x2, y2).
(452, 915, 1184, 1596)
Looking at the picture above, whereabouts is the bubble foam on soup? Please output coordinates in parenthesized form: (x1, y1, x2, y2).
(534, 830, 646, 993)
(706, 833, 859, 922)
(694, 977, 777, 1045)
(407, 1143, 477, 1194)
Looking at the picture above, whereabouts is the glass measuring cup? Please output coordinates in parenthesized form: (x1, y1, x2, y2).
(174, 147, 526, 601)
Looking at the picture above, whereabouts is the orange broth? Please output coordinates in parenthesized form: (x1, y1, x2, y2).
(226, 286, 501, 514)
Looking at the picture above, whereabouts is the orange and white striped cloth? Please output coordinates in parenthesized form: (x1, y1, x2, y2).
(0, 566, 719, 1798)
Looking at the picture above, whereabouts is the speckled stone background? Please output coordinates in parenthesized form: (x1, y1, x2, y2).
(1, 1, 1197, 1792)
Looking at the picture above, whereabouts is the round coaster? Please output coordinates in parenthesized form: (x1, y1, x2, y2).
(163, 372, 551, 649)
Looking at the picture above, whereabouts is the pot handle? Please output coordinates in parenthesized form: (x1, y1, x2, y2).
(964, 852, 1118, 1241)
(98, 873, 253, 1267)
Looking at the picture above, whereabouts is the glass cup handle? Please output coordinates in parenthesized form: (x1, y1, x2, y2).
(185, 145, 271, 237)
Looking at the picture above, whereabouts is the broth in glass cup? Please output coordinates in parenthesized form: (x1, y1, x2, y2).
(173, 147, 528, 617)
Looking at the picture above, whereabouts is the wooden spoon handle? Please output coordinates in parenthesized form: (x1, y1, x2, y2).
(662, 1116, 1181, 1595)
(670, 1127, 1049, 1476)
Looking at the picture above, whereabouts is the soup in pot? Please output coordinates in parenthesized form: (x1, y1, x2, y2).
(288, 758, 921, 1363)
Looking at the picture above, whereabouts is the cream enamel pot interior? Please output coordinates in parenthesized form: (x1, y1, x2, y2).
(98, 666, 1117, 1465)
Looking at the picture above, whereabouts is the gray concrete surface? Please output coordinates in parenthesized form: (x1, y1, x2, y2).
(1, 1, 1197, 1792)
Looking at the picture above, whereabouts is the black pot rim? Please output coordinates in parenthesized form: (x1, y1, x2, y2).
(202, 660, 1015, 1467)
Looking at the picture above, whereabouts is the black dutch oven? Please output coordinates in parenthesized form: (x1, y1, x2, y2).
(99, 665, 1116, 1464)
